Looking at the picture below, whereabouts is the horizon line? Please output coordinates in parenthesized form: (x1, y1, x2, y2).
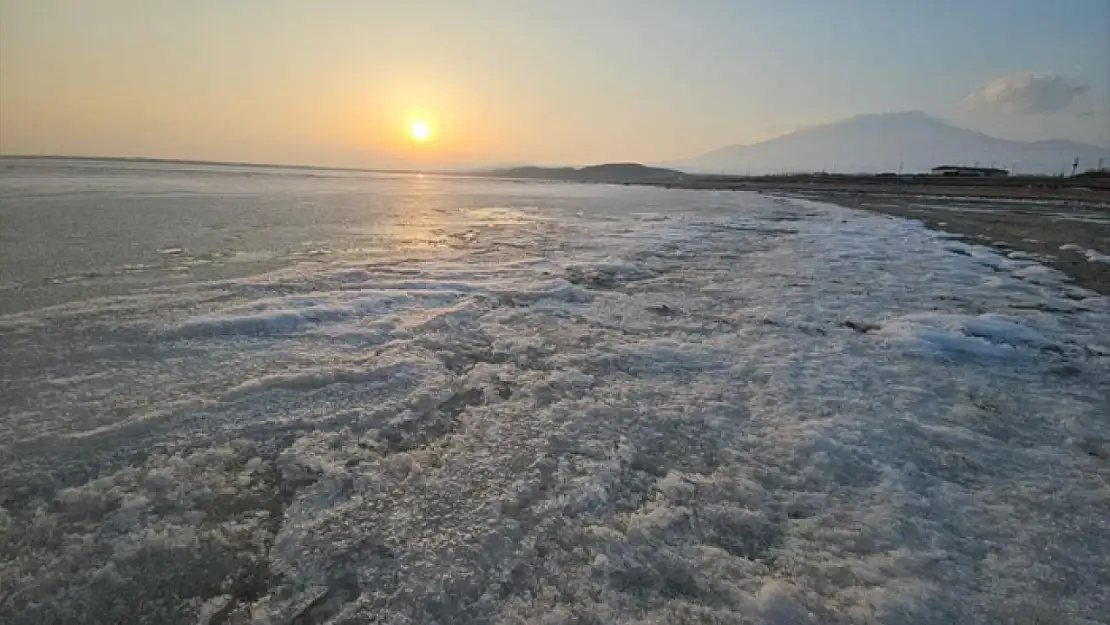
(0, 153, 668, 175)
(0, 153, 466, 175)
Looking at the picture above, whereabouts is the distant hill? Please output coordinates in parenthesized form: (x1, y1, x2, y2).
(675, 111, 1110, 175)
(490, 162, 687, 183)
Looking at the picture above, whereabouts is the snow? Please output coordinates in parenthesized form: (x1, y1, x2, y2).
(1084, 249, 1110, 264)
(2, 183, 1109, 624)
(1058, 242, 1110, 264)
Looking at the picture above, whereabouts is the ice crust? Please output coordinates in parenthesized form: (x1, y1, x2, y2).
(2, 191, 1108, 624)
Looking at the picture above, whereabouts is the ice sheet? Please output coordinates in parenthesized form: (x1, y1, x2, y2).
(2, 187, 1108, 625)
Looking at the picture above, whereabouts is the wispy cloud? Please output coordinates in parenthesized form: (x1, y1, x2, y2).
(964, 73, 1088, 115)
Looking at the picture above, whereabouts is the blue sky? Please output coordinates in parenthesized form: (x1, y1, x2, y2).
(1, 0, 1107, 166)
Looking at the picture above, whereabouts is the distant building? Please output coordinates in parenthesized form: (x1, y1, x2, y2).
(930, 165, 1009, 178)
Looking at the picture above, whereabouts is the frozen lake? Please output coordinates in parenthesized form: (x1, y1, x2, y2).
(1, 158, 1108, 624)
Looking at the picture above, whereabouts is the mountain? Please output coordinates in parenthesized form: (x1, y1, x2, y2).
(490, 162, 687, 183)
(676, 111, 1109, 175)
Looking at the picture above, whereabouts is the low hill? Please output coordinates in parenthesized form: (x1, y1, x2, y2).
(490, 163, 687, 183)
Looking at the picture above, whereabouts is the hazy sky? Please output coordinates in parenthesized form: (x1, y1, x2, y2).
(2, 0, 1108, 168)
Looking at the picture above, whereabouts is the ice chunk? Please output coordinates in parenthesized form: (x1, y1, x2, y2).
(173, 309, 308, 338)
(1083, 248, 1110, 264)
(962, 313, 1053, 348)
(875, 313, 1055, 360)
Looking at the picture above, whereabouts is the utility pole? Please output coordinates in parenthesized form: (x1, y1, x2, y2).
(1071, 157, 1080, 177)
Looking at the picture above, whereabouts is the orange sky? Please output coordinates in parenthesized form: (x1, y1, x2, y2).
(2, 1, 1107, 168)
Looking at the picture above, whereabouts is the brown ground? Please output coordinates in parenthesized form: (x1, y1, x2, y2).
(674, 172, 1110, 203)
(749, 183, 1110, 295)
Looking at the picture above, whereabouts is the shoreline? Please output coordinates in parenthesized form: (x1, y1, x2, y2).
(656, 174, 1110, 206)
(758, 186, 1110, 296)
(493, 172, 1110, 296)
(602, 175, 1110, 296)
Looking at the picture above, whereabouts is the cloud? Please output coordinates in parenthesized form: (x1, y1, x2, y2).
(964, 73, 1088, 115)
(1076, 110, 1096, 119)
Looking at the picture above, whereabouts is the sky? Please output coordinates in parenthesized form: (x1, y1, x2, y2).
(1, 0, 1108, 168)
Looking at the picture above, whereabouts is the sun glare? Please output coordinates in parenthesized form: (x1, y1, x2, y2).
(408, 119, 432, 142)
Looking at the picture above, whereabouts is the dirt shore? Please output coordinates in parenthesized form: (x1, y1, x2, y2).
(674, 173, 1110, 203)
(759, 186, 1110, 295)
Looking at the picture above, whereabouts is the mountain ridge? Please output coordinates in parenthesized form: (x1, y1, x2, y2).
(675, 112, 1109, 175)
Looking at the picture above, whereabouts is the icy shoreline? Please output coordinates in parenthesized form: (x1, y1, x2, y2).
(2, 190, 1109, 624)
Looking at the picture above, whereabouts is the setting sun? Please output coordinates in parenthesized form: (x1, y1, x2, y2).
(408, 119, 433, 142)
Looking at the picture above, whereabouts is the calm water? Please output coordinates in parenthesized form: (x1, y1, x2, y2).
(1, 158, 1108, 624)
